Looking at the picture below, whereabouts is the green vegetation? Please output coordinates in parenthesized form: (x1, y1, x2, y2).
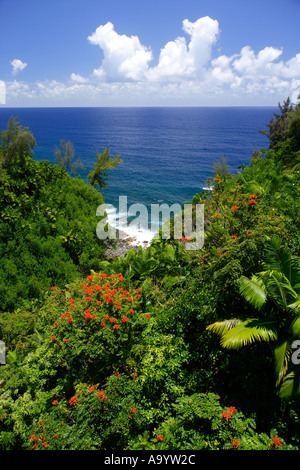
(0, 100, 299, 451)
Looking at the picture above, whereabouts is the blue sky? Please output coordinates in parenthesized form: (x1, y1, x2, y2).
(1, 0, 300, 106)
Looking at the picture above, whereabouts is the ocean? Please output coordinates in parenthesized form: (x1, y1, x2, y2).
(0, 106, 275, 243)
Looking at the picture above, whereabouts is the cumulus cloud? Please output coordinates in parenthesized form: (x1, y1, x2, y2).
(71, 73, 89, 83)
(11, 58, 27, 75)
(148, 17, 219, 81)
(87, 21, 153, 81)
(4, 17, 300, 106)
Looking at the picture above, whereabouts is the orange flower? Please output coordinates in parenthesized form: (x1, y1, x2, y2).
(122, 316, 128, 322)
(222, 411, 232, 420)
(52, 400, 58, 406)
(69, 395, 78, 406)
(232, 439, 240, 449)
(113, 324, 119, 329)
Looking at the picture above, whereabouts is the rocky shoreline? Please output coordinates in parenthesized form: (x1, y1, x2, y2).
(103, 228, 152, 260)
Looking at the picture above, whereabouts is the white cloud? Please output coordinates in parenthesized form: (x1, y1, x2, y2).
(11, 58, 27, 75)
(71, 73, 89, 83)
(4, 17, 300, 106)
(87, 21, 152, 81)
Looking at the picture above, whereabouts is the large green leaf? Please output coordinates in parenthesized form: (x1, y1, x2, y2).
(274, 341, 291, 386)
(239, 275, 267, 310)
(206, 318, 242, 336)
(220, 318, 278, 349)
(278, 370, 300, 399)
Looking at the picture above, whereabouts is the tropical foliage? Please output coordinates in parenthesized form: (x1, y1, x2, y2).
(0, 99, 299, 451)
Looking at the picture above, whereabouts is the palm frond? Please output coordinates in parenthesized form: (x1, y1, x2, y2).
(289, 316, 300, 336)
(278, 370, 300, 399)
(239, 275, 267, 310)
(274, 341, 291, 386)
(206, 318, 242, 336)
(220, 318, 278, 350)
(260, 270, 298, 310)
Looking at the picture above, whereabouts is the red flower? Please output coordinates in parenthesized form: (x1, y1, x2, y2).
(113, 324, 119, 329)
(222, 411, 232, 420)
(213, 213, 220, 218)
(110, 317, 117, 323)
(228, 406, 237, 413)
(104, 315, 109, 320)
(232, 439, 240, 449)
(128, 309, 134, 314)
(156, 435, 164, 441)
(249, 199, 256, 204)
(272, 436, 282, 448)
(86, 296, 92, 301)
(50, 336, 55, 341)
(52, 400, 58, 406)
(69, 395, 78, 406)
(122, 316, 128, 322)
(231, 235, 237, 239)
(232, 205, 239, 210)
(145, 314, 151, 319)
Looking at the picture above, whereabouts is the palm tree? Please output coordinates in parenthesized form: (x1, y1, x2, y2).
(206, 237, 300, 399)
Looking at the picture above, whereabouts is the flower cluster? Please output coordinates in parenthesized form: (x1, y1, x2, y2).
(222, 406, 237, 420)
(49, 272, 146, 345)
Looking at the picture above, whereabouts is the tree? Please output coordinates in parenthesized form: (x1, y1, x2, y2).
(54, 139, 85, 175)
(206, 237, 300, 399)
(0, 116, 36, 171)
(88, 147, 122, 190)
(213, 156, 231, 179)
(260, 98, 293, 149)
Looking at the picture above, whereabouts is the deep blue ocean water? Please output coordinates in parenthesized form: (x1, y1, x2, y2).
(0, 107, 275, 210)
